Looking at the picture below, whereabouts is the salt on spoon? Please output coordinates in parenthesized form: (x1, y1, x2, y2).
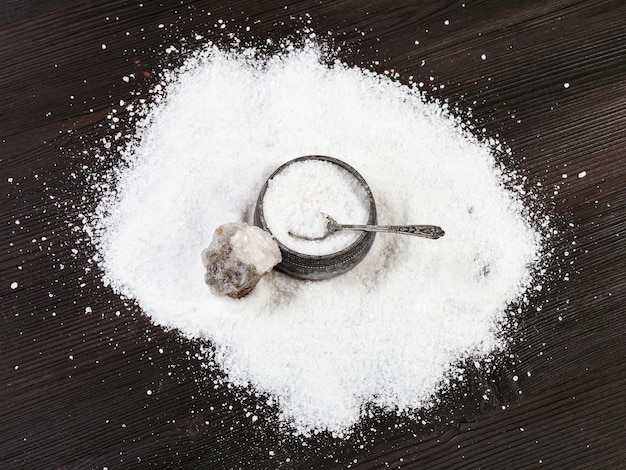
(288, 214, 445, 241)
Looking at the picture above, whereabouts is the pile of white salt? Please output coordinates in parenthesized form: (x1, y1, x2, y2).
(88, 43, 544, 436)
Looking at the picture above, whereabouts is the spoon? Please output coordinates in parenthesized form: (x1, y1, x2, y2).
(288, 215, 445, 241)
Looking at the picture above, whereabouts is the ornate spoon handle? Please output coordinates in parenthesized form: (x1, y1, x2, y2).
(335, 223, 445, 239)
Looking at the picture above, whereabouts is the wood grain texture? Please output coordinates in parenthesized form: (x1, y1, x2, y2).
(1, 0, 625, 468)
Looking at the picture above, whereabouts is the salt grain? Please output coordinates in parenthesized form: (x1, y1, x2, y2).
(88, 43, 543, 436)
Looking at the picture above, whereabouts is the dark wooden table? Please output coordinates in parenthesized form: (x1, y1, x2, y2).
(2, 1, 625, 468)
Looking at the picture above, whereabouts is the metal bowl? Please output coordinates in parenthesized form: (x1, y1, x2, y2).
(254, 155, 377, 280)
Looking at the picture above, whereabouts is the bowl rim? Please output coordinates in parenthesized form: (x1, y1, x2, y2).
(255, 155, 377, 261)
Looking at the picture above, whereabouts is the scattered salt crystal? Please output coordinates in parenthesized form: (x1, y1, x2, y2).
(481, 54, 487, 60)
(101, 44, 107, 50)
(563, 82, 570, 88)
(87, 43, 544, 436)
(578, 171, 587, 178)
(10, 282, 18, 289)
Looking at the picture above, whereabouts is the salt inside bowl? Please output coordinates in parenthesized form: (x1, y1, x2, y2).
(254, 156, 377, 280)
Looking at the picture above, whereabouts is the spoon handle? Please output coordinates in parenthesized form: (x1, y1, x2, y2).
(338, 223, 445, 239)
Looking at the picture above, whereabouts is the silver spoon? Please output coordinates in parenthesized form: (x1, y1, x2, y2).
(288, 215, 445, 241)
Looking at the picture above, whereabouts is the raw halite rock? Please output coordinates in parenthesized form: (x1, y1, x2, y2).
(202, 222, 282, 298)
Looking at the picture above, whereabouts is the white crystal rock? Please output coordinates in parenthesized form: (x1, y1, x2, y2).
(202, 222, 282, 298)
